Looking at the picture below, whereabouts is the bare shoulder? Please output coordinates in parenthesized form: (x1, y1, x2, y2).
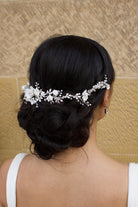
(109, 160, 129, 207)
(0, 157, 14, 175)
(0, 157, 15, 207)
(98, 154, 129, 207)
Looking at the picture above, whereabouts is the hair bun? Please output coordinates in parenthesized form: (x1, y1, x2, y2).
(18, 101, 91, 160)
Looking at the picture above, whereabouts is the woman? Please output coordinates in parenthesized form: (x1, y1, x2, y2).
(0, 35, 137, 207)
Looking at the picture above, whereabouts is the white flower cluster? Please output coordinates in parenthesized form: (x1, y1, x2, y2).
(22, 74, 110, 108)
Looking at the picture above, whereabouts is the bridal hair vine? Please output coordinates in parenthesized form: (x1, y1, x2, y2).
(21, 74, 110, 108)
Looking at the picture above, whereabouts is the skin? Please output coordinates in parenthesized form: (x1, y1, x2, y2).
(0, 85, 129, 207)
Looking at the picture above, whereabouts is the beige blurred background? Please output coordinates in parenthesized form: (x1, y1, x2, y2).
(0, 0, 138, 166)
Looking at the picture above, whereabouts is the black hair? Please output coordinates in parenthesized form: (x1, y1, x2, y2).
(17, 34, 115, 160)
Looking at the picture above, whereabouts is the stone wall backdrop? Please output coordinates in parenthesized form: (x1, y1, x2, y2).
(0, 0, 138, 165)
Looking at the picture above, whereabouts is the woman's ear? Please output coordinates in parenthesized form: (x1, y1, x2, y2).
(100, 88, 112, 108)
(94, 85, 113, 121)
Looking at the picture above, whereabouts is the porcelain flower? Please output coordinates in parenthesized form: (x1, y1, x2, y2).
(82, 90, 89, 102)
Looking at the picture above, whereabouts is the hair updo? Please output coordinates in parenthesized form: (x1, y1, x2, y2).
(17, 34, 115, 160)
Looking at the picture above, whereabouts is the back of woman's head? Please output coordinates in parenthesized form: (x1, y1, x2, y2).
(17, 34, 115, 160)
